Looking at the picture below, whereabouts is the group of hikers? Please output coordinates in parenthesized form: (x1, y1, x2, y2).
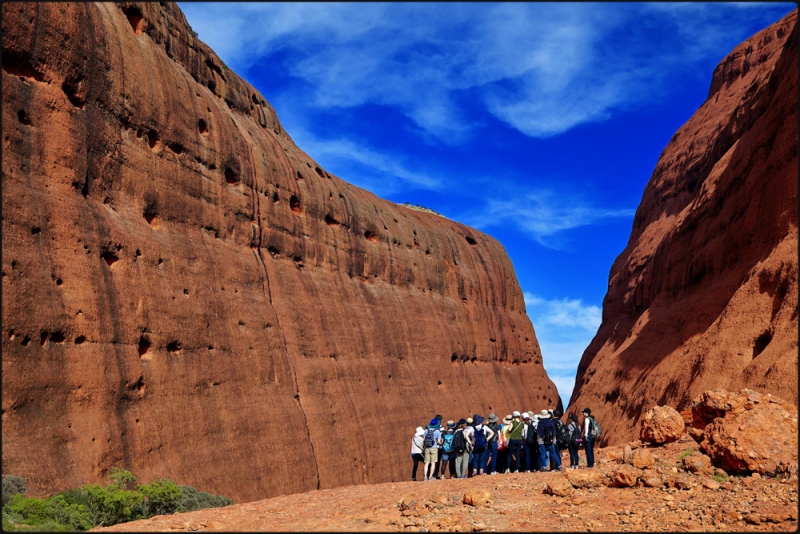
(410, 408, 601, 480)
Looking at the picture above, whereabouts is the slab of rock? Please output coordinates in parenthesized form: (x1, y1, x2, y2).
(639, 406, 685, 444)
(563, 469, 607, 489)
(631, 448, 655, 470)
(641, 472, 664, 488)
(0, 2, 558, 502)
(568, 10, 798, 444)
(462, 490, 492, 507)
(696, 390, 798, 474)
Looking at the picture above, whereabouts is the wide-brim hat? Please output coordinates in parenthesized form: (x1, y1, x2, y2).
(447, 420, 456, 428)
(474, 415, 485, 425)
(430, 418, 440, 427)
(583, 408, 592, 415)
(487, 413, 498, 423)
(502, 415, 512, 424)
(539, 409, 550, 418)
(466, 417, 474, 424)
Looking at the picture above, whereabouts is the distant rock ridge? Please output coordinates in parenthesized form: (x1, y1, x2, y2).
(1, 2, 557, 502)
(568, 10, 798, 445)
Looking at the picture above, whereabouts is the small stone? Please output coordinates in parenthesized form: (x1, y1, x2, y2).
(745, 513, 761, 525)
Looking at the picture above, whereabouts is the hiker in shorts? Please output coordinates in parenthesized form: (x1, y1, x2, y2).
(422, 419, 442, 481)
(440, 420, 457, 478)
(410, 426, 425, 481)
(433, 414, 444, 478)
(582, 408, 595, 468)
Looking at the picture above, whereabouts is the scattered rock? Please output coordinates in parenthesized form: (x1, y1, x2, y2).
(622, 444, 633, 465)
(545, 476, 574, 497)
(632, 448, 655, 470)
(563, 469, 608, 489)
(682, 451, 712, 474)
(701, 478, 720, 490)
(611, 465, 642, 487)
(462, 490, 492, 507)
(642, 473, 664, 488)
(639, 406, 685, 444)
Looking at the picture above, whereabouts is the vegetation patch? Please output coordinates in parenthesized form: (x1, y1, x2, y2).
(1, 469, 231, 531)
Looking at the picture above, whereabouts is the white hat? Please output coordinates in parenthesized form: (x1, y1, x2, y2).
(512, 410, 521, 417)
(539, 409, 550, 418)
(522, 412, 530, 419)
(466, 417, 474, 424)
(533, 414, 540, 420)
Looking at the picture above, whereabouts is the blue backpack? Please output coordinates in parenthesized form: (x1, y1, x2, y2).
(473, 425, 487, 452)
(442, 431, 455, 452)
(423, 428, 436, 449)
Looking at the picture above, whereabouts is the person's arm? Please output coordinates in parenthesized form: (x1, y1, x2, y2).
(485, 426, 494, 441)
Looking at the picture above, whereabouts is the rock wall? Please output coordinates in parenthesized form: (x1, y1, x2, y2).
(568, 11, 798, 445)
(1, 2, 558, 502)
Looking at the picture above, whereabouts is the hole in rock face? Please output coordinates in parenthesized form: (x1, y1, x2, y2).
(325, 214, 338, 226)
(21, 335, 31, 346)
(50, 331, 66, 343)
(296, 171, 304, 180)
(289, 195, 302, 213)
(143, 202, 158, 225)
(74, 335, 86, 345)
(56, 278, 63, 286)
(465, 236, 477, 246)
(224, 167, 239, 185)
(364, 230, 377, 242)
(315, 166, 324, 178)
(31, 226, 41, 235)
(167, 142, 184, 154)
(124, 6, 144, 35)
(101, 251, 119, 266)
(198, 119, 208, 134)
(753, 329, 773, 358)
(17, 110, 32, 126)
(272, 191, 279, 203)
(147, 130, 159, 149)
(138, 336, 151, 356)
(2, 50, 45, 81)
(166, 341, 181, 353)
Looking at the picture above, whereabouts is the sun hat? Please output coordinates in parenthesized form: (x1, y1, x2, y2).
(502, 415, 512, 424)
(430, 418, 440, 427)
(582, 408, 591, 415)
(539, 409, 550, 418)
(466, 417, 474, 424)
(415, 426, 425, 436)
(533, 414, 540, 420)
(447, 420, 456, 428)
(474, 415, 485, 425)
(487, 413, 498, 423)
(512, 410, 520, 417)
(522, 412, 530, 419)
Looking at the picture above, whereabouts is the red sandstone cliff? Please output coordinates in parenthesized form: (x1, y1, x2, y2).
(569, 11, 798, 445)
(1, 3, 558, 502)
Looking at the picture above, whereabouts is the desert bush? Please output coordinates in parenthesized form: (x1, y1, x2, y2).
(177, 485, 233, 512)
(138, 479, 183, 517)
(2, 476, 28, 505)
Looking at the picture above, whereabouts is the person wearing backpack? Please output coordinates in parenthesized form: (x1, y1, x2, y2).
(470, 415, 494, 476)
(410, 426, 425, 481)
(524, 413, 540, 472)
(566, 414, 581, 469)
(422, 419, 442, 481)
(440, 420, 457, 479)
(553, 409, 570, 470)
(504, 411, 525, 473)
(536, 409, 562, 471)
(485, 413, 501, 475)
(581, 408, 598, 468)
(452, 419, 470, 478)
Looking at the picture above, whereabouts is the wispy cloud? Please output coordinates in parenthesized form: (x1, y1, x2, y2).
(181, 2, 794, 143)
(524, 292, 601, 408)
(287, 126, 440, 196)
(463, 188, 634, 249)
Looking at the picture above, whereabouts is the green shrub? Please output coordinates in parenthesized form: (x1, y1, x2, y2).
(107, 468, 136, 491)
(712, 473, 728, 484)
(677, 448, 694, 460)
(2, 476, 28, 505)
(176, 486, 232, 513)
(138, 479, 183, 517)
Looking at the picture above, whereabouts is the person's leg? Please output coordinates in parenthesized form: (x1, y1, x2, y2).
(449, 456, 456, 478)
(505, 443, 513, 473)
(412, 454, 420, 480)
(549, 444, 562, 469)
(538, 443, 547, 471)
(434, 448, 442, 479)
(586, 437, 595, 468)
(522, 442, 530, 472)
(488, 440, 498, 474)
(480, 449, 490, 474)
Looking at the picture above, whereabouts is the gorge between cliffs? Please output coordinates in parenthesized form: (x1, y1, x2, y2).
(2, 1, 797, 512)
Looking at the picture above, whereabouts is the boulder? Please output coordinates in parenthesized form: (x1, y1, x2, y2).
(462, 490, 492, 507)
(610, 465, 643, 487)
(641, 473, 664, 488)
(563, 469, 608, 489)
(639, 406, 685, 444)
(631, 448, 655, 470)
(622, 444, 634, 464)
(544, 476, 574, 497)
(682, 451, 712, 474)
(694, 389, 798, 474)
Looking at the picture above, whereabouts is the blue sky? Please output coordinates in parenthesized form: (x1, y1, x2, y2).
(179, 2, 796, 408)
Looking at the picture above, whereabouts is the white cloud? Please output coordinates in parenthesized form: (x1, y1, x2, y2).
(463, 188, 634, 248)
(524, 292, 602, 409)
(179, 2, 794, 142)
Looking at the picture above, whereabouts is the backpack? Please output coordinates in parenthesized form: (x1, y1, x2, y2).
(525, 423, 537, 444)
(423, 428, 436, 449)
(590, 416, 602, 438)
(473, 425, 487, 452)
(555, 420, 571, 448)
(570, 422, 582, 444)
(497, 428, 507, 451)
(452, 429, 466, 454)
(442, 431, 455, 453)
(541, 422, 555, 443)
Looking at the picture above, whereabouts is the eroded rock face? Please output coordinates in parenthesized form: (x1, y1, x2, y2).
(639, 406, 685, 444)
(694, 389, 798, 475)
(1, 2, 557, 502)
(569, 11, 798, 445)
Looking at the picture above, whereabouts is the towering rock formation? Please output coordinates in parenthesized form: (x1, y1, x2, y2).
(2, 3, 557, 502)
(569, 11, 798, 444)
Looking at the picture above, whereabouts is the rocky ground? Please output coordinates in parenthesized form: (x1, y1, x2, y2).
(94, 436, 798, 532)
